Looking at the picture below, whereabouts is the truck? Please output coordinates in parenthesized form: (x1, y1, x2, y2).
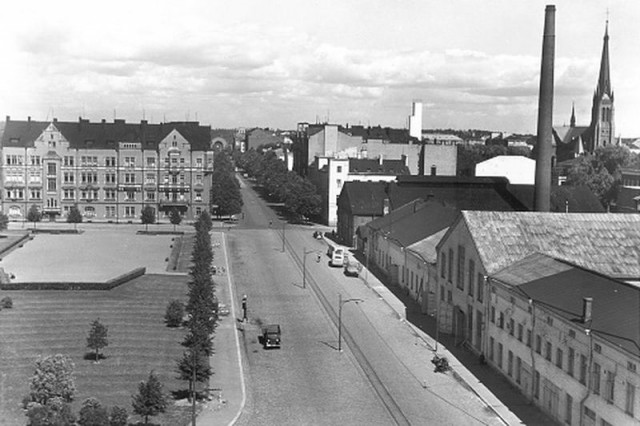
(261, 324, 281, 349)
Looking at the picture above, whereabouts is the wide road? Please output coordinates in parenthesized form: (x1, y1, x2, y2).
(228, 175, 501, 425)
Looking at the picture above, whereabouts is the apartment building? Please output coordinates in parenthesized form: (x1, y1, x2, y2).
(0, 117, 214, 222)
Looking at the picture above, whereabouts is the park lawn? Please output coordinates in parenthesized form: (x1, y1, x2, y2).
(0, 274, 194, 426)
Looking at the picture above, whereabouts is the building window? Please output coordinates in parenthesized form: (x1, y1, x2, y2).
(517, 324, 523, 342)
(579, 354, 587, 385)
(196, 157, 203, 168)
(489, 337, 494, 361)
(145, 173, 156, 184)
(125, 173, 135, 184)
(146, 191, 155, 201)
(583, 407, 595, 422)
(534, 370, 540, 399)
(84, 206, 96, 218)
(498, 312, 504, 329)
(593, 363, 601, 395)
(507, 350, 513, 377)
(146, 157, 156, 167)
(468, 259, 475, 297)
(195, 192, 202, 202)
(63, 189, 75, 200)
(516, 357, 521, 384)
(125, 191, 135, 201)
(64, 156, 74, 167)
(105, 206, 116, 218)
(509, 319, 515, 336)
(30, 189, 41, 200)
(125, 157, 135, 167)
(526, 329, 532, 347)
(30, 155, 41, 165)
(104, 189, 116, 200)
(497, 343, 503, 369)
(605, 371, 615, 403)
(556, 348, 563, 369)
(535, 335, 542, 354)
(47, 178, 57, 192)
(456, 245, 465, 290)
(105, 173, 116, 184)
(545, 342, 552, 361)
(490, 307, 495, 324)
(476, 273, 484, 302)
(81, 172, 98, 184)
(629, 362, 637, 373)
(626, 383, 635, 416)
(568, 348, 575, 377)
(337, 165, 342, 173)
(447, 248, 454, 282)
(63, 172, 75, 184)
(124, 206, 135, 218)
(440, 253, 446, 279)
(195, 174, 202, 184)
(565, 394, 573, 424)
(47, 163, 56, 175)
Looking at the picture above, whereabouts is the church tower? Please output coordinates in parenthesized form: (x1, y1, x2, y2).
(589, 21, 615, 150)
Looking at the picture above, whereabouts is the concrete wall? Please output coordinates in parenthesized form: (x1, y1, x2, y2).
(475, 155, 535, 184)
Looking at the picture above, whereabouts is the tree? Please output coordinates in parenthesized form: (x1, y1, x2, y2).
(67, 205, 83, 230)
(0, 212, 8, 231)
(176, 348, 212, 401)
(140, 206, 156, 231)
(131, 371, 167, 425)
(109, 405, 129, 426)
(211, 173, 243, 217)
(169, 208, 182, 231)
(109, 406, 128, 426)
(28, 354, 76, 405)
(165, 300, 184, 327)
(78, 397, 109, 426)
(27, 205, 42, 230)
(87, 319, 109, 362)
(566, 155, 616, 207)
(25, 397, 76, 426)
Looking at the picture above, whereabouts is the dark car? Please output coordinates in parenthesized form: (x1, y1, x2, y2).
(262, 324, 281, 349)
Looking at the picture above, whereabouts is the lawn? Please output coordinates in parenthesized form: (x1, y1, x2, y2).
(0, 274, 193, 425)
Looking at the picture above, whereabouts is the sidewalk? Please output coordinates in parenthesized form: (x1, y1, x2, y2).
(197, 231, 245, 426)
(358, 264, 557, 426)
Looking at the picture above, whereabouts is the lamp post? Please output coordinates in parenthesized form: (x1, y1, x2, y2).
(338, 293, 363, 352)
(302, 247, 314, 289)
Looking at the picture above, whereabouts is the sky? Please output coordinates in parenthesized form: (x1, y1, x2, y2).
(1, 0, 639, 136)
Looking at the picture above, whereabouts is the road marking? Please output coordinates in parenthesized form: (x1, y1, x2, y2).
(220, 231, 247, 426)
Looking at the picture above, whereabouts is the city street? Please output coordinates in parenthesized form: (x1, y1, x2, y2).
(227, 176, 504, 425)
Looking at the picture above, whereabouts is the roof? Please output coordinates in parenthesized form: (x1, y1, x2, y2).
(508, 185, 605, 213)
(339, 181, 388, 216)
(614, 186, 640, 213)
(1, 118, 212, 151)
(389, 176, 527, 212)
(553, 126, 589, 145)
(407, 228, 449, 263)
(365, 198, 459, 247)
(492, 253, 640, 357)
(461, 211, 640, 278)
(348, 158, 410, 175)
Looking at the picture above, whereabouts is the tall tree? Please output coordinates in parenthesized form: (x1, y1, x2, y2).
(87, 319, 109, 362)
(27, 205, 42, 230)
(140, 206, 155, 231)
(131, 371, 167, 425)
(169, 208, 182, 231)
(67, 205, 83, 230)
(28, 354, 76, 404)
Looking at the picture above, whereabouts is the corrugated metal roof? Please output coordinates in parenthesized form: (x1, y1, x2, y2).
(464, 211, 640, 278)
(493, 254, 640, 357)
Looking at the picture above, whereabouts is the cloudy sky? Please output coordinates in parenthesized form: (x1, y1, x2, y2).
(1, 0, 639, 136)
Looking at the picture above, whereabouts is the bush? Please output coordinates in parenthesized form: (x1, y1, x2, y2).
(165, 300, 184, 327)
(109, 406, 128, 426)
(1, 296, 13, 308)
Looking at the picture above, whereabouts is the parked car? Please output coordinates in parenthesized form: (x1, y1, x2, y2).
(344, 259, 360, 277)
(328, 246, 345, 267)
(261, 324, 281, 349)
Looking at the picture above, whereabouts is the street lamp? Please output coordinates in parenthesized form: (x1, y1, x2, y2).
(302, 247, 314, 289)
(338, 293, 363, 352)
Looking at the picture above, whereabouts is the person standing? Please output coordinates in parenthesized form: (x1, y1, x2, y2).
(242, 294, 248, 321)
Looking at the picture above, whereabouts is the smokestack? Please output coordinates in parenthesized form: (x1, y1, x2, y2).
(534, 5, 556, 212)
(582, 297, 592, 323)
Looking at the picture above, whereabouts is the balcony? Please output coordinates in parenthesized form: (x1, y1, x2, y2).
(159, 200, 189, 211)
(118, 184, 141, 191)
(158, 184, 190, 193)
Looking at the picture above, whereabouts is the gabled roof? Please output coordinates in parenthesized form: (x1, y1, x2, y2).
(492, 253, 640, 357)
(461, 211, 640, 278)
(1, 118, 212, 151)
(365, 198, 459, 247)
(348, 158, 410, 175)
(407, 228, 449, 263)
(508, 184, 605, 213)
(389, 176, 527, 212)
(339, 181, 388, 216)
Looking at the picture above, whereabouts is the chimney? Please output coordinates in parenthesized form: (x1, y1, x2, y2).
(534, 5, 555, 212)
(582, 297, 593, 323)
(5, 115, 9, 122)
(28, 116, 31, 122)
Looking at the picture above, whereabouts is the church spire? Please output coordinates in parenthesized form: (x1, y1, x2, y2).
(596, 20, 612, 98)
(570, 102, 576, 127)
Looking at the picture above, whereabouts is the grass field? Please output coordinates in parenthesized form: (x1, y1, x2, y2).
(0, 274, 192, 425)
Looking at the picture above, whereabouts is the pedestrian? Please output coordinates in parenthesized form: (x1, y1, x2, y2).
(316, 253, 321, 263)
(242, 294, 247, 321)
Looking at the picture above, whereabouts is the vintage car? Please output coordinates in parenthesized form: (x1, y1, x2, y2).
(261, 324, 281, 349)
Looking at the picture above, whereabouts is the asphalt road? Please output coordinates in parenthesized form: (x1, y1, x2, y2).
(229, 175, 501, 426)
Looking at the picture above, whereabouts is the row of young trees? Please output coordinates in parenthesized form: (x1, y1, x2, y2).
(235, 149, 320, 220)
(177, 211, 216, 413)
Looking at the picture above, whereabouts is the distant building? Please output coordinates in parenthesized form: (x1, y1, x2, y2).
(614, 168, 640, 213)
(475, 156, 536, 185)
(0, 116, 214, 222)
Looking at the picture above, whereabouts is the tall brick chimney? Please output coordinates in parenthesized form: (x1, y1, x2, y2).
(534, 5, 555, 212)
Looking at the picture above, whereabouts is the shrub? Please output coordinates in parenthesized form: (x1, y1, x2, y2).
(1, 296, 13, 309)
(165, 300, 184, 328)
(109, 406, 128, 426)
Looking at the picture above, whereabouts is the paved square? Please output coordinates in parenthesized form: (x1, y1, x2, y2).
(1, 228, 174, 282)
